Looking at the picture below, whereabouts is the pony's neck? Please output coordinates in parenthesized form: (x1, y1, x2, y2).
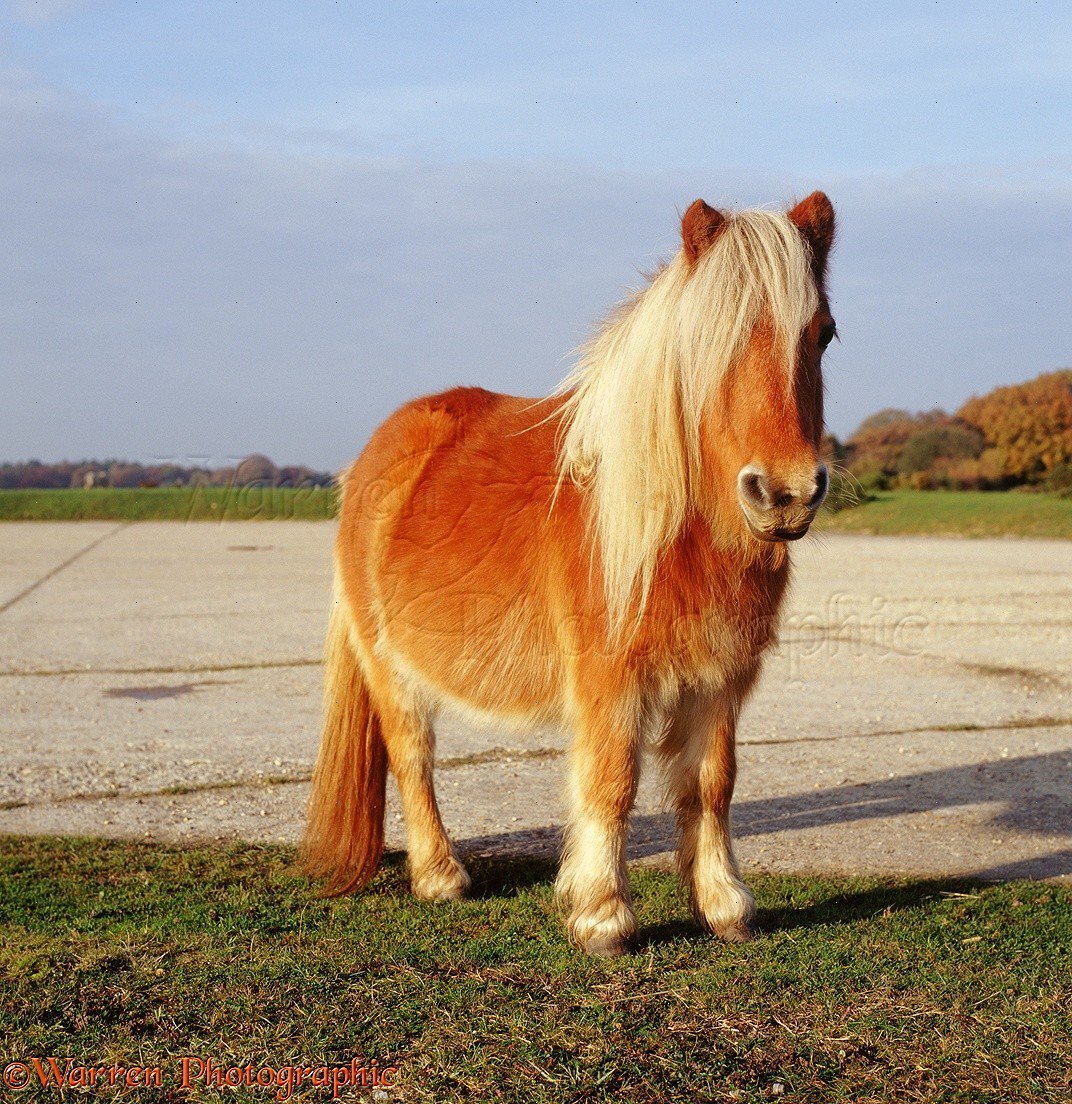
(663, 507, 789, 588)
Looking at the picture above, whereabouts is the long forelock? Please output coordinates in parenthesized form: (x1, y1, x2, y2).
(555, 208, 819, 632)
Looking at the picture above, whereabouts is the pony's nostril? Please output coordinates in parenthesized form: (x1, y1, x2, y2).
(738, 468, 771, 510)
(807, 463, 829, 508)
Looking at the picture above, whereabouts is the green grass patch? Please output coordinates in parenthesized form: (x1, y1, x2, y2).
(819, 489, 1072, 539)
(1, 837, 1069, 1102)
(0, 486, 338, 522)
(3, 486, 1072, 539)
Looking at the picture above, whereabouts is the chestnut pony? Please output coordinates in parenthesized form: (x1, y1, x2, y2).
(303, 192, 836, 956)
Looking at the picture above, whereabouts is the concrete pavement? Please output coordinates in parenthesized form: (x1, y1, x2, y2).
(1, 521, 1070, 882)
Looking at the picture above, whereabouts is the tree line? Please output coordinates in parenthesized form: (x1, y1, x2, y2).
(5, 371, 1072, 497)
(827, 370, 1072, 496)
(0, 454, 334, 491)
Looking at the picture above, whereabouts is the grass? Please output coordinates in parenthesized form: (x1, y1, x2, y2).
(1, 837, 1070, 1102)
(817, 489, 1072, 539)
(0, 486, 337, 522)
(2, 486, 1072, 539)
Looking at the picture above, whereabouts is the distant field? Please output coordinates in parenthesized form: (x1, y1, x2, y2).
(0, 486, 337, 521)
(817, 489, 1072, 539)
(2, 486, 1072, 538)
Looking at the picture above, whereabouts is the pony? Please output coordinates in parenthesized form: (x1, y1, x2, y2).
(302, 192, 837, 957)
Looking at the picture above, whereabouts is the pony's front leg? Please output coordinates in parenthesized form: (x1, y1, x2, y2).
(556, 697, 641, 958)
(663, 685, 756, 942)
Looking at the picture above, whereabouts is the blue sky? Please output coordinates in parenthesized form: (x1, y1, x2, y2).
(3, 1, 1070, 468)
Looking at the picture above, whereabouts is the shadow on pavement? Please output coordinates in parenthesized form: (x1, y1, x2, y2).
(458, 749, 1072, 881)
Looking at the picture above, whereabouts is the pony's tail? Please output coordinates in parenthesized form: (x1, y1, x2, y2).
(300, 593, 387, 895)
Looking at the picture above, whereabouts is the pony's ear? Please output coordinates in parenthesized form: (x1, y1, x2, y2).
(788, 191, 836, 276)
(681, 199, 727, 265)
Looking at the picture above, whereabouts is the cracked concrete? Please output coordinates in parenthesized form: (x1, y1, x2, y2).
(1, 520, 1070, 883)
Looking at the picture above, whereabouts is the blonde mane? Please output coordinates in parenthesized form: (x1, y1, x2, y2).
(556, 208, 820, 630)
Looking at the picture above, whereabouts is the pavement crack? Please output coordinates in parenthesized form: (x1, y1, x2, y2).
(5, 720, 1068, 814)
(0, 773, 311, 812)
(0, 522, 131, 616)
(740, 716, 1072, 748)
(436, 745, 564, 770)
(0, 658, 324, 678)
(0, 746, 565, 812)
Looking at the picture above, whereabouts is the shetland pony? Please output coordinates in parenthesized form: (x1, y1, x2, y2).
(302, 192, 837, 956)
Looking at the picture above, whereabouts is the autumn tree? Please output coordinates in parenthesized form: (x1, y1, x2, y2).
(897, 423, 984, 476)
(958, 370, 1072, 482)
(844, 408, 948, 477)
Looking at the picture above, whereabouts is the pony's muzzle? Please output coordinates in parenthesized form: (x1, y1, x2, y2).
(737, 461, 827, 541)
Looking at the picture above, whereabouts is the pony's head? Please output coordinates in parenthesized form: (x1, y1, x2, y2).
(558, 192, 837, 626)
(682, 192, 836, 543)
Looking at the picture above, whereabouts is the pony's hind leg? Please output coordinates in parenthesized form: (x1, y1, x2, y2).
(374, 683, 470, 901)
(661, 682, 756, 942)
(556, 693, 642, 957)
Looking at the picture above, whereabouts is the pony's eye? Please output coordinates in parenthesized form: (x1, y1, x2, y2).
(818, 322, 837, 349)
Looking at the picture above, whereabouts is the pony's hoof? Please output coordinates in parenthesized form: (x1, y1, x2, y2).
(412, 858, 470, 902)
(582, 931, 634, 959)
(568, 903, 637, 958)
(714, 921, 756, 944)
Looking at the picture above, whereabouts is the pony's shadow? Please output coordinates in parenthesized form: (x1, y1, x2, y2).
(381, 850, 984, 945)
(637, 877, 990, 947)
(466, 853, 559, 899)
(455, 828, 976, 945)
(453, 748, 1072, 941)
(751, 876, 986, 936)
(459, 748, 1072, 882)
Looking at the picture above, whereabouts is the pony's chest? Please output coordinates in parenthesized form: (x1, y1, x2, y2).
(645, 556, 790, 688)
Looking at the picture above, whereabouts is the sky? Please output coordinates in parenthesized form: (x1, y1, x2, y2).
(2, 1, 1070, 470)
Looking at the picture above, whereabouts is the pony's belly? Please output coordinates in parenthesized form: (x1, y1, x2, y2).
(379, 613, 561, 723)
